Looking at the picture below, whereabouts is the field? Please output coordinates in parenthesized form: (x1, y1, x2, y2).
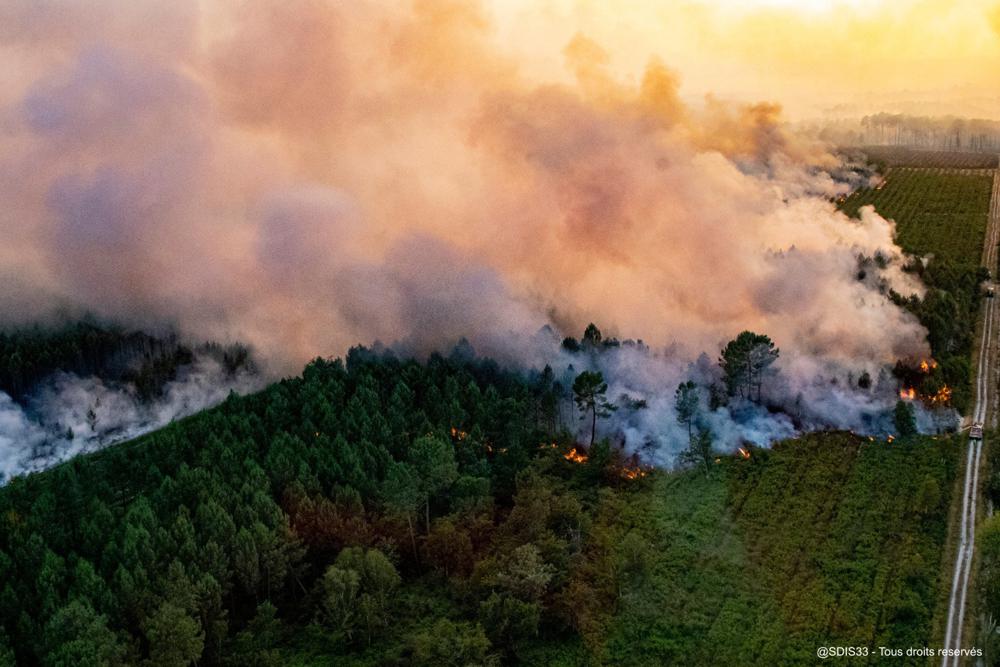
(593, 433, 960, 666)
(857, 147, 999, 170)
(838, 155, 1000, 661)
(839, 170, 993, 265)
(977, 434, 1000, 657)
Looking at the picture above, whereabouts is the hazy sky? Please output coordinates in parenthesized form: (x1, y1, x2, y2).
(490, 0, 1000, 119)
(2, 1, 996, 121)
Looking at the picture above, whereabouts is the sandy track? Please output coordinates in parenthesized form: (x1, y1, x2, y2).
(940, 162, 1000, 666)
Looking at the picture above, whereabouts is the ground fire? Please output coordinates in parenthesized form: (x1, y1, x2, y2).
(895, 358, 948, 405)
(928, 385, 952, 404)
(621, 466, 649, 480)
(898, 382, 951, 405)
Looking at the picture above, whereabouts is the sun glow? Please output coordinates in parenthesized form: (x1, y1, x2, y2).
(492, 0, 1000, 119)
(713, 0, 871, 11)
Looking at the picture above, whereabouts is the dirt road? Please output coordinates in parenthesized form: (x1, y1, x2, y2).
(940, 164, 1000, 666)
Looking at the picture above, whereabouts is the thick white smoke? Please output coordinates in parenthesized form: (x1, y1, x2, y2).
(0, 356, 261, 482)
(512, 325, 951, 465)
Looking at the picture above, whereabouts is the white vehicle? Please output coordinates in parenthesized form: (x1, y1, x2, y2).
(971, 422, 984, 439)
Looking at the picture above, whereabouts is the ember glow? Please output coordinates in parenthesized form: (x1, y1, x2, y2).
(897, 382, 951, 406)
(621, 466, 650, 480)
(929, 385, 953, 406)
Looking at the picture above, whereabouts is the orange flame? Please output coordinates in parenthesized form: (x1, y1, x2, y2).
(737, 447, 751, 460)
(898, 382, 950, 405)
(930, 385, 952, 405)
(621, 466, 649, 480)
(449, 426, 469, 441)
(564, 447, 588, 464)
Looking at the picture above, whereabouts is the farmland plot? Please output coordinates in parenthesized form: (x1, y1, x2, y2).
(839, 170, 993, 265)
(595, 433, 960, 666)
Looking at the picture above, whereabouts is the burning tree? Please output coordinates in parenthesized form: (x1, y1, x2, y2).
(572, 370, 617, 447)
(719, 331, 779, 402)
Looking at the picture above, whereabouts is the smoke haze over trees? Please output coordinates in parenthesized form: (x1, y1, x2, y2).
(0, 2, 992, 664)
(0, 0, 960, 468)
(0, 345, 963, 664)
(0, 321, 260, 481)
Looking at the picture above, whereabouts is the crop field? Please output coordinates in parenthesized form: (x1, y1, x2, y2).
(858, 146, 999, 170)
(839, 169, 994, 265)
(594, 433, 960, 666)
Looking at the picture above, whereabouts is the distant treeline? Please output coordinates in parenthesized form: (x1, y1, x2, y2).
(827, 113, 1000, 154)
(858, 146, 999, 170)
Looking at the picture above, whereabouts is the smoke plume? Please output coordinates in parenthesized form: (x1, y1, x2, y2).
(0, 354, 260, 481)
(0, 0, 939, 467)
